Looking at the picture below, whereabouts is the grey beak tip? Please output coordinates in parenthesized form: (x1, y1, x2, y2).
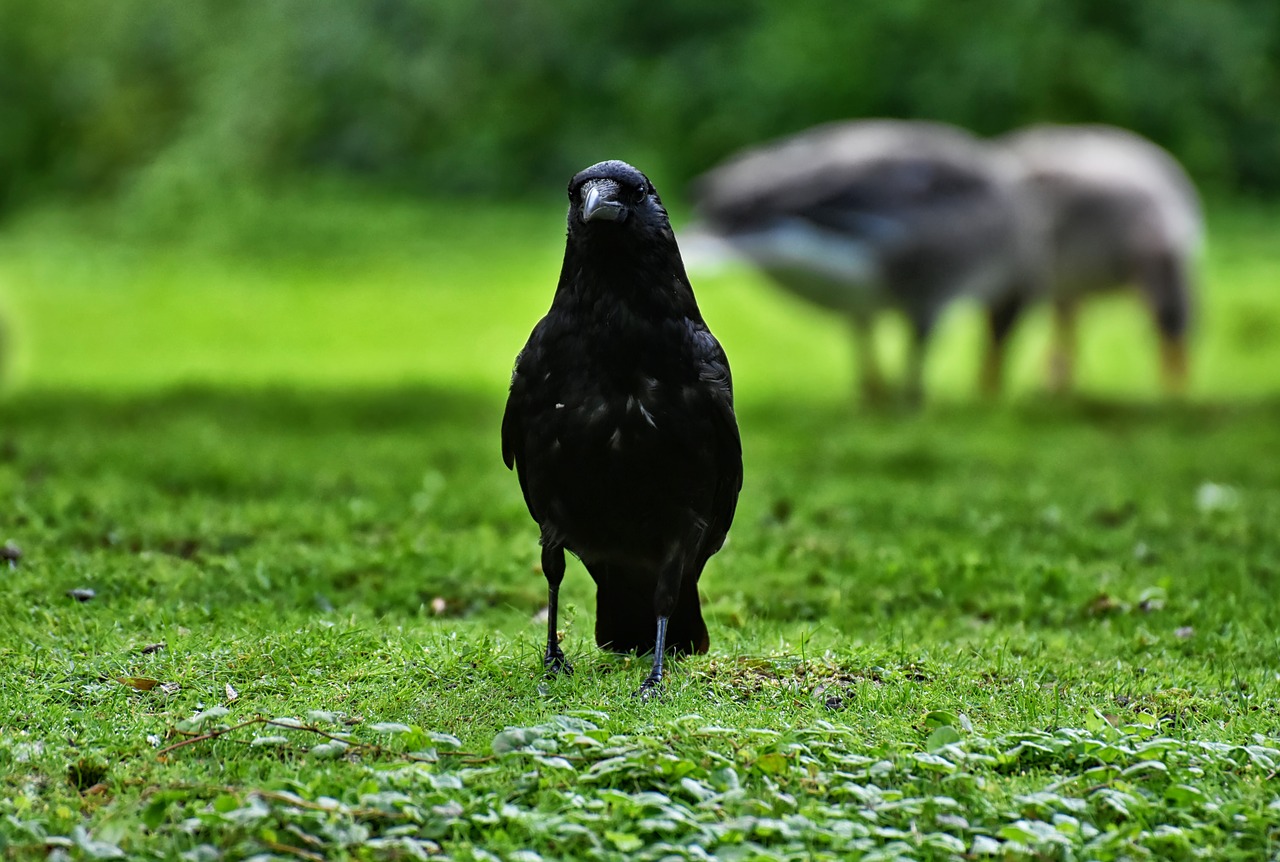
(582, 184, 625, 222)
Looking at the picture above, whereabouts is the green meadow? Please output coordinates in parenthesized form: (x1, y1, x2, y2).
(0, 189, 1278, 860)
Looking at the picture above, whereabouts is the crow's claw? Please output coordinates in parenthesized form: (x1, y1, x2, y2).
(633, 674, 663, 701)
(543, 651, 573, 677)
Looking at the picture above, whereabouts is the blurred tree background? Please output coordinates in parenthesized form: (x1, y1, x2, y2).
(2, 0, 1278, 219)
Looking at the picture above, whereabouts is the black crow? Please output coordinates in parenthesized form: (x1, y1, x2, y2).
(997, 125, 1203, 394)
(690, 120, 1042, 403)
(502, 160, 742, 696)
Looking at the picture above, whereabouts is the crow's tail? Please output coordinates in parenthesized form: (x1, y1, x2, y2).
(589, 565, 709, 656)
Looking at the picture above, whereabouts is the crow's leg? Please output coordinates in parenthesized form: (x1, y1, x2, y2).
(635, 616, 670, 699)
(981, 293, 1027, 398)
(636, 559, 683, 698)
(1048, 300, 1077, 393)
(850, 312, 885, 403)
(541, 544, 572, 676)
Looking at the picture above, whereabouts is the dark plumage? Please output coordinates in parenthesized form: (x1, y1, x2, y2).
(501, 160, 742, 696)
(691, 120, 1042, 402)
(997, 124, 1204, 393)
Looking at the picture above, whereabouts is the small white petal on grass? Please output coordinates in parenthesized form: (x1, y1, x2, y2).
(1196, 482, 1238, 513)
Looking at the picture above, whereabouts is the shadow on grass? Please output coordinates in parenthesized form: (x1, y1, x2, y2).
(0, 384, 1277, 645)
(2, 383, 1279, 434)
(0, 382, 503, 433)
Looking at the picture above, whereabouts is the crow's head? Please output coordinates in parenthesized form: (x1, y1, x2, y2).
(567, 160, 666, 235)
(559, 160, 694, 309)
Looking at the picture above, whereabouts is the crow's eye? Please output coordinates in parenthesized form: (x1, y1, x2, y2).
(631, 184, 648, 203)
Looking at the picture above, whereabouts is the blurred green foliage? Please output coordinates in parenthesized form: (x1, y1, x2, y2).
(1, 0, 1278, 214)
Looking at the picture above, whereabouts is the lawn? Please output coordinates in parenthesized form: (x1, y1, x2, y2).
(0, 189, 1278, 860)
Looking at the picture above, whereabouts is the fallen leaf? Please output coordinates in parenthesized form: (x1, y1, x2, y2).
(140, 642, 166, 655)
(1093, 500, 1137, 527)
(1086, 593, 1124, 616)
(225, 683, 239, 701)
(116, 677, 160, 692)
(67, 588, 96, 602)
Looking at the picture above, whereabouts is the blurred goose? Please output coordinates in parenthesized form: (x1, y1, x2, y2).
(998, 124, 1204, 393)
(690, 119, 1042, 403)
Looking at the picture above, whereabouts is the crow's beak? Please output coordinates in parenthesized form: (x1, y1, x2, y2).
(582, 180, 626, 223)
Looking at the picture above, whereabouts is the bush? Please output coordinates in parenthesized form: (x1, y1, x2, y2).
(1, 0, 1277, 214)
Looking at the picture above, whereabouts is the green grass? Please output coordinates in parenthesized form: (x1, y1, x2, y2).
(3, 189, 1279, 401)
(0, 189, 1279, 860)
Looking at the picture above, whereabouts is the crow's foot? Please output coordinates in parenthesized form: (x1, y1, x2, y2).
(543, 650, 573, 677)
(633, 673, 663, 701)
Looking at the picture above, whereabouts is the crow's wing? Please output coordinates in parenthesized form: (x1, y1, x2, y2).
(501, 330, 541, 521)
(500, 383, 520, 471)
(689, 322, 742, 562)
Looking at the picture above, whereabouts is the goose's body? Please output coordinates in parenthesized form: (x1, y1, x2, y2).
(999, 124, 1204, 392)
(692, 119, 1042, 401)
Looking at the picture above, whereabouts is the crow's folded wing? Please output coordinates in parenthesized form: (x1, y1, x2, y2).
(501, 335, 540, 521)
(689, 323, 743, 560)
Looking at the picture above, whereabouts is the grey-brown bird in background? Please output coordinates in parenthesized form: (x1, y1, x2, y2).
(690, 119, 1042, 404)
(997, 124, 1204, 394)
(502, 160, 742, 698)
